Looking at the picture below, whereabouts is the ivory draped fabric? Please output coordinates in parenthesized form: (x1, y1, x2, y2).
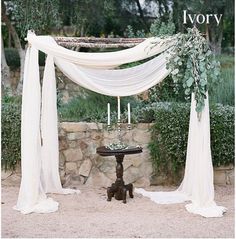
(135, 93, 227, 217)
(14, 31, 226, 217)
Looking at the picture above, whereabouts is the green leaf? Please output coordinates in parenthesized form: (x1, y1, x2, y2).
(186, 77, 194, 87)
(200, 80, 207, 86)
(185, 88, 191, 95)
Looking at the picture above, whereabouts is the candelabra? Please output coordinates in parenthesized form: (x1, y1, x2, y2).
(106, 121, 132, 150)
(106, 96, 133, 150)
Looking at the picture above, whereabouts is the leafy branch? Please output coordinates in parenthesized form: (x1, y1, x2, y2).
(155, 28, 221, 116)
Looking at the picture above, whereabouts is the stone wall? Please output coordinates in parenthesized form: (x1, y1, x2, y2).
(59, 122, 234, 188)
(59, 122, 153, 188)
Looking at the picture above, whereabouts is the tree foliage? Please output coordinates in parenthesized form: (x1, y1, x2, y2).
(172, 0, 234, 54)
(5, 0, 61, 38)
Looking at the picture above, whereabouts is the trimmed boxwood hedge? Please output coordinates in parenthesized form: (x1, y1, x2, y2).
(148, 102, 234, 177)
(1, 96, 21, 170)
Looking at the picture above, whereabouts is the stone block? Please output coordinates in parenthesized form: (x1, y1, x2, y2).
(123, 166, 142, 184)
(123, 159, 133, 170)
(131, 157, 143, 167)
(104, 172, 116, 181)
(133, 177, 150, 187)
(59, 170, 66, 185)
(59, 152, 65, 169)
(122, 131, 134, 145)
(79, 140, 89, 150)
(64, 148, 83, 162)
(124, 154, 143, 167)
(91, 131, 102, 141)
(78, 160, 92, 177)
(59, 137, 68, 150)
(68, 141, 78, 148)
(67, 132, 90, 141)
(99, 158, 116, 173)
(58, 128, 66, 137)
(61, 122, 88, 132)
(62, 174, 71, 187)
(103, 131, 118, 139)
(139, 161, 153, 177)
(85, 142, 98, 155)
(133, 130, 151, 144)
(226, 170, 234, 185)
(86, 168, 112, 187)
(65, 162, 77, 172)
(214, 169, 226, 185)
(87, 123, 99, 130)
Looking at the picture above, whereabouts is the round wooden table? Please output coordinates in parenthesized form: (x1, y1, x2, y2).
(96, 146, 143, 203)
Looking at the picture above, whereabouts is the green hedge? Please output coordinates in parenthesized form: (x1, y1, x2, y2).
(1, 96, 21, 170)
(148, 102, 234, 178)
(210, 104, 234, 166)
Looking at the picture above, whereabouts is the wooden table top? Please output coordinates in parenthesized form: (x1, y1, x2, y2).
(96, 146, 142, 156)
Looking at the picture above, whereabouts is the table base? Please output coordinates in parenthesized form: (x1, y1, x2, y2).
(107, 181, 133, 204)
(106, 154, 134, 203)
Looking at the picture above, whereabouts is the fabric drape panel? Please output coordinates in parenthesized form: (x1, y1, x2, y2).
(179, 93, 227, 217)
(15, 31, 226, 217)
(14, 46, 59, 214)
(135, 94, 227, 217)
(54, 52, 170, 96)
(41, 55, 81, 195)
(26, 31, 174, 68)
(41, 55, 64, 193)
(14, 45, 42, 213)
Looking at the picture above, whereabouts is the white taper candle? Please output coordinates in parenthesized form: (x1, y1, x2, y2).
(107, 103, 110, 125)
(117, 96, 120, 121)
(128, 103, 131, 124)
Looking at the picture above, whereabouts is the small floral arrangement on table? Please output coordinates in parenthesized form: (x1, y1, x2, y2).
(106, 142, 128, 150)
(106, 143, 141, 150)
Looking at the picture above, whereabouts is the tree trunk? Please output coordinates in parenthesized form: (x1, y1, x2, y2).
(17, 50, 26, 93)
(1, 32, 12, 95)
(134, 0, 149, 31)
(205, 6, 224, 55)
(2, 1, 25, 94)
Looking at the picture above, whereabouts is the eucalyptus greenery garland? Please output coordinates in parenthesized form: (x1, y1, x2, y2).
(156, 27, 221, 117)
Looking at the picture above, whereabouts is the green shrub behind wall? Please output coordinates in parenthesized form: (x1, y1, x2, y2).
(148, 103, 190, 179)
(1, 98, 21, 170)
(149, 102, 234, 178)
(210, 104, 234, 166)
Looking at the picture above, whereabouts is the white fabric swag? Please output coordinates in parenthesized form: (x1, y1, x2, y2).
(14, 31, 226, 217)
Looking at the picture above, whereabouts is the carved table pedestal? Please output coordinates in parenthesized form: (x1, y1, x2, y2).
(96, 146, 142, 203)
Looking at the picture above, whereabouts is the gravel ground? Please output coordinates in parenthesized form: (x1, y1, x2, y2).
(1, 174, 234, 238)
